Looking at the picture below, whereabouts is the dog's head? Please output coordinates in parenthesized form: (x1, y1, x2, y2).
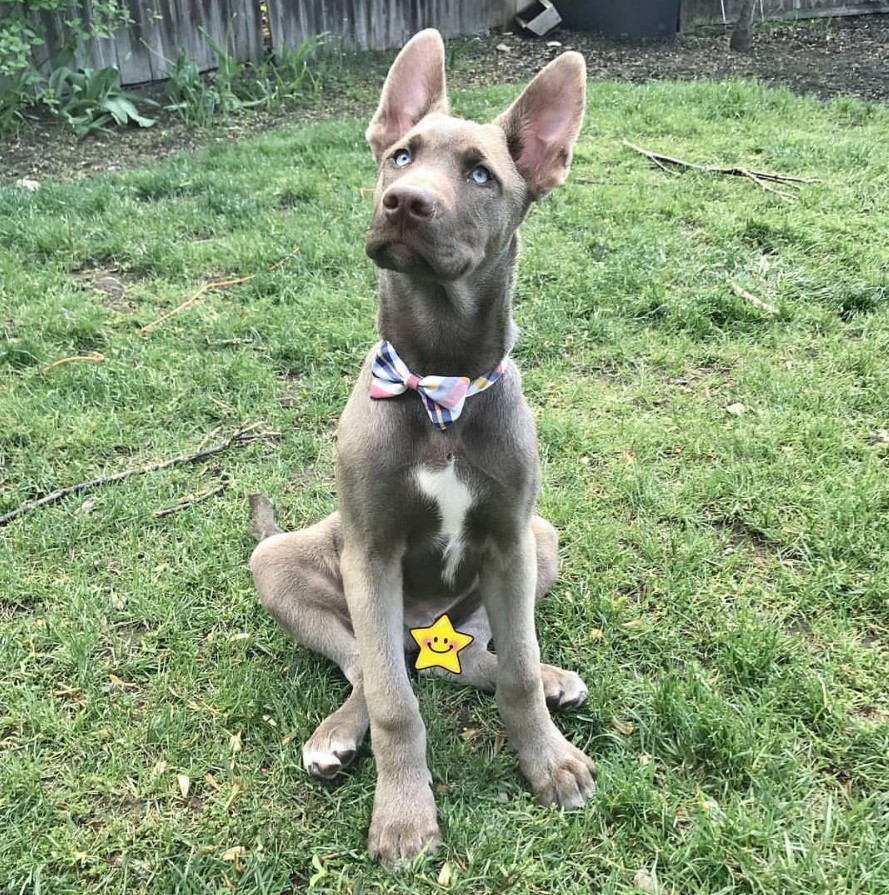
(365, 30, 586, 283)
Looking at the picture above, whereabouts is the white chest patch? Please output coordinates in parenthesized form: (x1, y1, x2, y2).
(415, 461, 473, 587)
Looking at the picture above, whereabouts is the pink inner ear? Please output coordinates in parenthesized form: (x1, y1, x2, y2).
(496, 53, 585, 197)
(367, 31, 448, 158)
(519, 132, 559, 179)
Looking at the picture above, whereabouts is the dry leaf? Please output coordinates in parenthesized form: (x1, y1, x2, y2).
(177, 774, 191, 798)
(589, 628, 604, 640)
(867, 429, 889, 444)
(725, 402, 746, 416)
(438, 862, 453, 886)
(496, 43, 511, 52)
(621, 619, 643, 631)
(204, 773, 221, 791)
(492, 732, 507, 755)
(228, 631, 250, 642)
(230, 731, 243, 753)
(224, 779, 243, 811)
(223, 846, 246, 874)
(634, 868, 659, 894)
(153, 759, 167, 776)
(461, 727, 481, 741)
(611, 718, 635, 736)
(434, 783, 450, 794)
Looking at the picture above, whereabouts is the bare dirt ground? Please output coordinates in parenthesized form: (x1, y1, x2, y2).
(2, 14, 888, 185)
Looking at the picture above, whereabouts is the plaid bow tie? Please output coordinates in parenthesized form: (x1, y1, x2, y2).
(369, 340, 505, 430)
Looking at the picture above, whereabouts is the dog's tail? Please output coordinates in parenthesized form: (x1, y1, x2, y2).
(248, 493, 284, 542)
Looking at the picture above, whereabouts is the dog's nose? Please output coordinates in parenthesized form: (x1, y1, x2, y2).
(382, 185, 435, 224)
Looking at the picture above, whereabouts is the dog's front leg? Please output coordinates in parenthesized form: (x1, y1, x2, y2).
(340, 548, 440, 865)
(482, 528, 596, 808)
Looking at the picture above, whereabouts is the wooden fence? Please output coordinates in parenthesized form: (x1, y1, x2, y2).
(28, 0, 504, 86)
(680, 0, 889, 26)
(22, 0, 889, 86)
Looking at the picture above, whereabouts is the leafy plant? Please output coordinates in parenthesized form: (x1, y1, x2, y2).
(164, 32, 266, 126)
(0, 1, 132, 131)
(0, 1, 128, 79)
(42, 64, 155, 136)
(164, 51, 220, 126)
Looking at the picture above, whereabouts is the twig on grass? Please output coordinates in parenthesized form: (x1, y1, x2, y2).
(622, 140, 818, 202)
(730, 280, 779, 315)
(140, 275, 255, 334)
(152, 479, 229, 518)
(43, 352, 105, 372)
(0, 422, 279, 527)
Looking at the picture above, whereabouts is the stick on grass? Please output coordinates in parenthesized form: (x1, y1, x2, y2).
(140, 276, 255, 334)
(730, 280, 779, 315)
(0, 422, 277, 526)
(43, 352, 105, 372)
(623, 140, 818, 201)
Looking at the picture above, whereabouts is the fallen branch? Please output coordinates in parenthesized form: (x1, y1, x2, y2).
(623, 140, 818, 202)
(0, 422, 278, 526)
(43, 352, 105, 372)
(730, 280, 779, 315)
(140, 251, 299, 335)
(152, 479, 229, 518)
(140, 275, 254, 334)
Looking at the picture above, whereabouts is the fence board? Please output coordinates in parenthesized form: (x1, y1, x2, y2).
(269, 0, 503, 55)
(27, 0, 263, 85)
(19, 0, 889, 87)
(680, 0, 889, 26)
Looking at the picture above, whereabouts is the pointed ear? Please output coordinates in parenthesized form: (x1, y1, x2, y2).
(366, 29, 449, 162)
(494, 52, 586, 200)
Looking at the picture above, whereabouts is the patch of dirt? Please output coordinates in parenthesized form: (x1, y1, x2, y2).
(2, 15, 888, 185)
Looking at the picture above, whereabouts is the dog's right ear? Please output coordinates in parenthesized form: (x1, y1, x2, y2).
(366, 29, 449, 162)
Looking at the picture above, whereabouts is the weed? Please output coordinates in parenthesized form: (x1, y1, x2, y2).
(40, 64, 156, 136)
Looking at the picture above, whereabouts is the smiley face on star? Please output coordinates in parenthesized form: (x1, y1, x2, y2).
(410, 614, 474, 674)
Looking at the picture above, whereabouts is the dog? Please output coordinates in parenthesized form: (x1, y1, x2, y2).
(249, 29, 594, 865)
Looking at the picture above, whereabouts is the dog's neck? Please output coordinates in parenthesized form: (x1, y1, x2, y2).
(375, 237, 519, 380)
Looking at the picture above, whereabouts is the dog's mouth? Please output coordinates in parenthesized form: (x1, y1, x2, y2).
(365, 229, 472, 281)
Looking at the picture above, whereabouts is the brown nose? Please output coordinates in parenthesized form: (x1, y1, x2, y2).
(382, 185, 435, 225)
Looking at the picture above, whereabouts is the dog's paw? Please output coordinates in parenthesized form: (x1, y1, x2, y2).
(302, 714, 364, 780)
(540, 664, 588, 711)
(369, 777, 440, 866)
(519, 731, 596, 810)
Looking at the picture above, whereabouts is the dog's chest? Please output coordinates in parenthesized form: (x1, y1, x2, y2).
(413, 458, 474, 587)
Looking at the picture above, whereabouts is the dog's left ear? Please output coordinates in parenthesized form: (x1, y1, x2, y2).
(494, 52, 587, 201)
(366, 29, 449, 162)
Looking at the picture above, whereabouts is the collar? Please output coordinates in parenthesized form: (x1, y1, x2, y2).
(369, 339, 506, 430)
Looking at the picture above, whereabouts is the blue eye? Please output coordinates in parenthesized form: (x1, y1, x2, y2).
(471, 166, 490, 185)
(393, 148, 411, 167)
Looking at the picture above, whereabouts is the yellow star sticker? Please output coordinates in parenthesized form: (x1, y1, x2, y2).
(410, 614, 474, 674)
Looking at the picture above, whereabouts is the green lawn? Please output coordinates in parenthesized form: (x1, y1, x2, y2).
(1, 78, 888, 894)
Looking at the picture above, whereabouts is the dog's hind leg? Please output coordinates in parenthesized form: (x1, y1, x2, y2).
(249, 498, 369, 779)
(422, 516, 588, 710)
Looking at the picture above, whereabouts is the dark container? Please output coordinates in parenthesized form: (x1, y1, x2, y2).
(555, 0, 680, 39)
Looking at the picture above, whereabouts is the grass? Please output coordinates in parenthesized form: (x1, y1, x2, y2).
(1, 77, 888, 894)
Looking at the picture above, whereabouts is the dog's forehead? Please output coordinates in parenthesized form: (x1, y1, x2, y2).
(408, 113, 510, 160)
